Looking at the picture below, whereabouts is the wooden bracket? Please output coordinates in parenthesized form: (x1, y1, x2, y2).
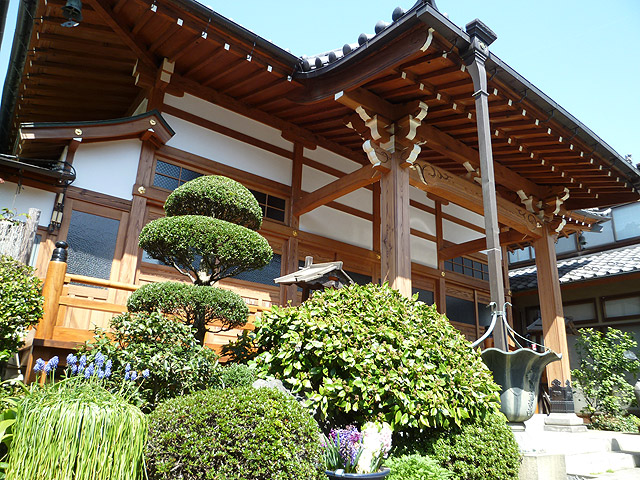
(363, 140, 391, 170)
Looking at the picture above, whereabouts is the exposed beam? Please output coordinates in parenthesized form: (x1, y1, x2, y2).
(293, 165, 381, 216)
(439, 229, 529, 261)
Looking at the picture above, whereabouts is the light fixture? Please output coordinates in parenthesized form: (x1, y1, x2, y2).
(61, 0, 82, 27)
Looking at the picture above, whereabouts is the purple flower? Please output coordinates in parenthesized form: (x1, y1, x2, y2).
(97, 369, 105, 379)
(44, 356, 59, 373)
(130, 371, 138, 381)
(78, 355, 87, 373)
(124, 363, 131, 373)
(66, 354, 77, 366)
(84, 363, 95, 378)
(94, 352, 105, 368)
(124, 371, 131, 381)
(142, 369, 150, 379)
(71, 365, 78, 375)
(105, 359, 112, 370)
(33, 358, 45, 373)
(329, 426, 362, 467)
(104, 366, 112, 378)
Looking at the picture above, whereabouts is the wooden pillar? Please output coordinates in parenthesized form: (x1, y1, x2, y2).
(435, 202, 446, 313)
(35, 241, 68, 341)
(282, 143, 303, 305)
(380, 152, 411, 297)
(372, 183, 381, 284)
(533, 224, 574, 413)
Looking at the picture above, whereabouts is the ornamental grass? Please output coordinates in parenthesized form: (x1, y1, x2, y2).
(5, 378, 147, 480)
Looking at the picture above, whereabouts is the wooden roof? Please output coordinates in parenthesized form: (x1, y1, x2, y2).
(2, 0, 639, 219)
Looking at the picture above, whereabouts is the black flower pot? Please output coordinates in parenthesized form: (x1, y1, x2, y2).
(325, 468, 390, 479)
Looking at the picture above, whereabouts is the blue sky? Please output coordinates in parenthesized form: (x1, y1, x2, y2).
(2, 0, 639, 162)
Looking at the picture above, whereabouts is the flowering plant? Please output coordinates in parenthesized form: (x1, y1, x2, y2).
(321, 422, 392, 474)
(32, 354, 149, 386)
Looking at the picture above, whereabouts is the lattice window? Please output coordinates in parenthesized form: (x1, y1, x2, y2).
(444, 256, 489, 281)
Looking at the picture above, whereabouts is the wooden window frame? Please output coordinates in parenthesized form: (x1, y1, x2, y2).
(602, 292, 640, 322)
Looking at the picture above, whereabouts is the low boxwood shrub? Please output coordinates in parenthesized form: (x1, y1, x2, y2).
(0, 255, 44, 363)
(146, 387, 324, 480)
(589, 414, 640, 433)
(386, 453, 452, 480)
(402, 413, 520, 480)
(251, 283, 500, 431)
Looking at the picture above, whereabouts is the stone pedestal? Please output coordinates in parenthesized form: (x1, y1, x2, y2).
(519, 454, 566, 480)
(543, 413, 587, 433)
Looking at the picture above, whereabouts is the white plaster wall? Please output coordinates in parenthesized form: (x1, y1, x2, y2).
(301, 165, 372, 214)
(410, 235, 438, 268)
(304, 146, 361, 174)
(165, 115, 293, 186)
(72, 139, 141, 200)
(410, 206, 436, 237)
(409, 187, 436, 207)
(442, 202, 485, 229)
(164, 93, 293, 151)
(443, 219, 484, 244)
(300, 205, 372, 251)
(0, 182, 55, 226)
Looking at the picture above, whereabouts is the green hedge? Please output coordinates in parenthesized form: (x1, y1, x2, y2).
(386, 454, 452, 480)
(251, 283, 500, 431)
(139, 215, 272, 285)
(164, 175, 263, 230)
(146, 387, 323, 480)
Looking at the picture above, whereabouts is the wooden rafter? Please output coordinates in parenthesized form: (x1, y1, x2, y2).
(439, 230, 529, 261)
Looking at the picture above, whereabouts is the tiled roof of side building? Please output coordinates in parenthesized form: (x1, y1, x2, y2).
(509, 243, 640, 292)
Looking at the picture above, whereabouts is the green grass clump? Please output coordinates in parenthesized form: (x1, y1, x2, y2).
(6, 380, 146, 480)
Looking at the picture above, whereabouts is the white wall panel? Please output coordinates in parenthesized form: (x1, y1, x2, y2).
(442, 202, 484, 228)
(409, 187, 435, 207)
(300, 205, 372, 251)
(71, 139, 141, 200)
(301, 165, 372, 214)
(410, 235, 438, 268)
(443, 219, 484, 244)
(164, 93, 293, 151)
(165, 115, 292, 185)
(409, 206, 436, 236)
(0, 182, 55, 226)
(304, 146, 361, 174)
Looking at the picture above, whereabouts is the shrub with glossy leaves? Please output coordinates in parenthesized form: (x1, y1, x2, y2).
(146, 387, 324, 480)
(139, 215, 272, 285)
(127, 282, 248, 344)
(0, 255, 44, 362)
(252, 283, 500, 431)
(164, 175, 263, 230)
(386, 453, 452, 480)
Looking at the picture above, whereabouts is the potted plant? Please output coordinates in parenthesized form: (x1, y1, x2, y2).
(322, 422, 392, 479)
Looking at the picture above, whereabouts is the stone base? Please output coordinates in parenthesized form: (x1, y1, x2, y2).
(519, 453, 566, 480)
(508, 422, 526, 432)
(544, 413, 588, 433)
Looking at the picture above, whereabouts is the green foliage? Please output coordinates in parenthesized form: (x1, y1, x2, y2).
(571, 328, 639, 415)
(80, 311, 220, 410)
(0, 256, 44, 362)
(164, 175, 263, 230)
(251, 283, 500, 431)
(220, 329, 257, 363)
(0, 390, 20, 480)
(139, 215, 272, 285)
(146, 386, 324, 480)
(213, 362, 257, 389)
(386, 453, 452, 480)
(405, 414, 520, 480)
(6, 380, 147, 480)
(589, 414, 640, 433)
(127, 282, 248, 344)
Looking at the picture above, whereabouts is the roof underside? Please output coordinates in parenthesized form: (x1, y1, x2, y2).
(2, 0, 639, 219)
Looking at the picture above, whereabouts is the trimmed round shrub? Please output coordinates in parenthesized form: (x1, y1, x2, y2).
(139, 215, 272, 285)
(164, 175, 263, 230)
(0, 255, 43, 362)
(410, 413, 521, 480)
(127, 282, 249, 343)
(146, 387, 324, 480)
(252, 283, 500, 431)
(386, 453, 452, 480)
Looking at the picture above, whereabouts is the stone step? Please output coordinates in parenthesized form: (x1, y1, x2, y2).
(568, 467, 640, 479)
(565, 452, 640, 477)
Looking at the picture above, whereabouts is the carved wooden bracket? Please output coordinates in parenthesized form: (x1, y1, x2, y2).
(362, 140, 391, 170)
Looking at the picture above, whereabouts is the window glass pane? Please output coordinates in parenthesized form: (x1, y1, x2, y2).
(154, 174, 179, 191)
(463, 258, 473, 267)
(181, 169, 202, 182)
(250, 190, 267, 204)
(453, 264, 463, 274)
(444, 261, 453, 271)
(563, 302, 596, 322)
(66, 211, 119, 280)
(234, 254, 282, 285)
(613, 204, 640, 241)
(267, 195, 286, 210)
(446, 296, 475, 325)
(28, 234, 41, 268)
(463, 266, 473, 276)
(581, 220, 614, 248)
(508, 247, 531, 264)
(344, 270, 372, 286)
(413, 288, 434, 305)
(478, 302, 492, 327)
(267, 207, 285, 222)
(473, 269, 484, 279)
(155, 160, 180, 177)
(605, 296, 640, 318)
(555, 234, 577, 255)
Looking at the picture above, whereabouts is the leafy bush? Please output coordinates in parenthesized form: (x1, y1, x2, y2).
(251, 283, 500, 430)
(0, 256, 43, 362)
(164, 175, 263, 230)
(80, 311, 221, 410)
(127, 282, 249, 344)
(146, 386, 324, 480)
(214, 362, 257, 388)
(589, 414, 640, 433)
(572, 328, 639, 415)
(386, 453, 452, 480)
(402, 413, 520, 480)
(6, 380, 146, 480)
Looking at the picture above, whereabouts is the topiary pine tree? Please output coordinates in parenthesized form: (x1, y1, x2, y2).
(128, 176, 273, 344)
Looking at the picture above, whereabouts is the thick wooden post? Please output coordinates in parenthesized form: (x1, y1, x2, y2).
(463, 20, 508, 351)
(435, 202, 446, 313)
(533, 224, 574, 413)
(36, 241, 68, 340)
(380, 151, 411, 296)
(282, 143, 303, 305)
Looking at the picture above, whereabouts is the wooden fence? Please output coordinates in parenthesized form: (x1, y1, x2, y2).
(25, 241, 268, 380)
